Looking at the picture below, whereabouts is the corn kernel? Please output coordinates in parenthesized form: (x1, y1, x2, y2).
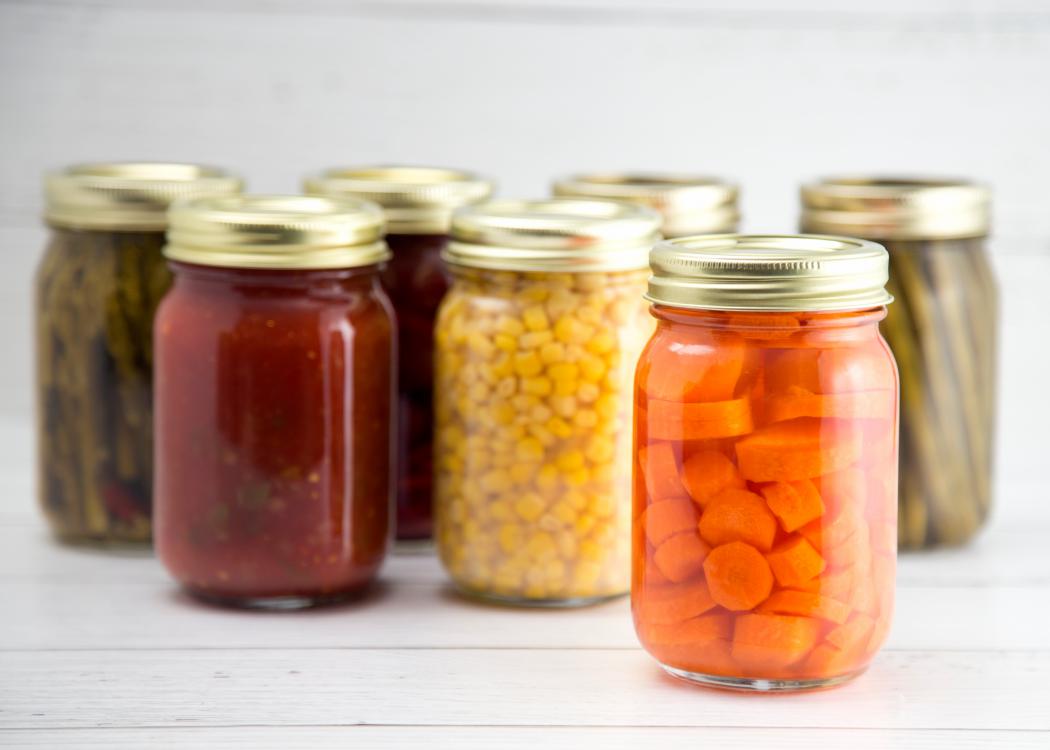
(577, 382, 600, 403)
(521, 376, 553, 397)
(545, 416, 573, 439)
(522, 305, 550, 332)
(539, 341, 566, 364)
(586, 330, 616, 355)
(498, 524, 522, 553)
(556, 450, 585, 472)
(579, 354, 607, 382)
(514, 493, 545, 522)
(494, 333, 517, 352)
(516, 437, 544, 462)
(520, 331, 554, 349)
(553, 379, 577, 397)
(573, 409, 598, 429)
(513, 351, 542, 377)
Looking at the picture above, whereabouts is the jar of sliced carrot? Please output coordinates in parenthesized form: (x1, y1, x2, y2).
(633, 234, 898, 691)
(434, 199, 661, 605)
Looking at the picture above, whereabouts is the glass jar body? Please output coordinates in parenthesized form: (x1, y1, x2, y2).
(632, 306, 898, 690)
(433, 267, 652, 605)
(35, 227, 171, 544)
(879, 236, 998, 548)
(154, 263, 395, 607)
(383, 233, 450, 542)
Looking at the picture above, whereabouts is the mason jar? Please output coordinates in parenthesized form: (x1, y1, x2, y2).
(36, 163, 241, 545)
(801, 177, 996, 549)
(433, 199, 661, 605)
(155, 195, 395, 608)
(633, 234, 898, 691)
(305, 166, 495, 543)
(552, 173, 739, 237)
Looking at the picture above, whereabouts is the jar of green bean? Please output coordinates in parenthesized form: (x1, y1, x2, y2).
(800, 177, 996, 549)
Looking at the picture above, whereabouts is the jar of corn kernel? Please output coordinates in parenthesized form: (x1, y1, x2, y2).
(434, 199, 662, 606)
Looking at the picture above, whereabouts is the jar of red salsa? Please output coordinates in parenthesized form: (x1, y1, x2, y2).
(633, 235, 898, 691)
(305, 166, 494, 544)
(155, 195, 395, 608)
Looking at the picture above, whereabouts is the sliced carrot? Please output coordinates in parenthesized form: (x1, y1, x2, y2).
(818, 344, 896, 394)
(735, 418, 862, 482)
(680, 449, 745, 508)
(654, 638, 739, 677)
(635, 579, 717, 625)
(765, 349, 821, 395)
(866, 611, 893, 655)
(698, 488, 779, 552)
(799, 499, 865, 553)
(759, 478, 825, 532)
(823, 520, 872, 571)
(764, 386, 895, 423)
(646, 398, 753, 441)
(757, 589, 851, 625)
(731, 613, 823, 670)
(641, 331, 745, 403)
(653, 532, 711, 583)
(796, 565, 854, 601)
(642, 498, 698, 547)
(765, 536, 826, 588)
(702, 541, 774, 611)
(819, 467, 867, 515)
(640, 612, 732, 647)
(638, 442, 689, 500)
(826, 613, 876, 653)
(798, 643, 861, 678)
(848, 565, 879, 617)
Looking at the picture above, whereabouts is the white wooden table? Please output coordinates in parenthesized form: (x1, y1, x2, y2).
(1, 419, 1048, 749)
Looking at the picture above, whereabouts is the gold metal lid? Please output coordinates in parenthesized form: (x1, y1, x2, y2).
(45, 162, 242, 231)
(445, 198, 662, 273)
(800, 176, 991, 240)
(304, 165, 495, 235)
(552, 172, 739, 237)
(164, 194, 390, 270)
(647, 234, 892, 312)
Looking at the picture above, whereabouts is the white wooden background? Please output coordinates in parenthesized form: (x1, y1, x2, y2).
(2, 1, 1050, 746)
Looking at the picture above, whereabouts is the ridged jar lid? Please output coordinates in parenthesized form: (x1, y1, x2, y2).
(552, 172, 739, 237)
(164, 194, 390, 270)
(800, 176, 991, 240)
(445, 198, 662, 273)
(647, 233, 892, 312)
(45, 162, 243, 231)
(304, 165, 495, 234)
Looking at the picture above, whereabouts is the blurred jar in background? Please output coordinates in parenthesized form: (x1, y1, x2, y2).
(305, 166, 495, 545)
(801, 177, 997, 549)
(155, 195, 395, 608)
(35, 163, 242, 545)
(433, 199, 661, 605)
(552, 172, 739, 237)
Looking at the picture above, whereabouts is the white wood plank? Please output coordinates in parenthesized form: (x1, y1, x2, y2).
(1, 726, 1047, 750)
(1, 648, 1048, 730)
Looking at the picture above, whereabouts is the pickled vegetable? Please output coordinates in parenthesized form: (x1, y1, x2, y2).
(633, 306, 897, 684)
(36, 228, 170, 543)
(434, 267, 651, 603)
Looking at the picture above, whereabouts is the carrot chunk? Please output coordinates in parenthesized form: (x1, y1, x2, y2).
(638, 442, 688, 500)
(681, 449, 745, 508)
(646, 398, 753, 442)
(765, 349, 821, 395)
(636, 579, 717, 625)
(796, 565, 854, 601)
(702, 541, 774, 611)
(818, 345, 896, 394)
(698, 488, 779, 552)
(757, 589, 851, 624)
(642, 498, 699, 547)
(759, 478, 825, 532)
(765, 536, 826, 588)
(764, 386, 895, 423)
(735, 418, 862, 482)
(826, 613, 876, 653)
(641, 332, 745, 403)
(653, 532, 711, 583)
(641, 612, 733, 648)
(731, 613, 823, 670)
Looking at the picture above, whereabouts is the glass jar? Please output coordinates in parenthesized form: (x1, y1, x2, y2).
(434, 199, 662, 605)
(305, 166, 495, 543)
(801, 178, 996, 549)
(35, 163, 242, 545)
(633, 235, 898, 691)
(552, 173, 739, 237)
(154, 195, 395, 608)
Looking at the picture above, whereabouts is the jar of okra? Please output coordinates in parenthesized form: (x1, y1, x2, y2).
(305, 166, 495, 543)
(434, 199, 661, 605)
(633, 234, 898, 691)
(552, 172, 739, 237)
(801, 178, 996, 549)
(36, 163, 242, 544)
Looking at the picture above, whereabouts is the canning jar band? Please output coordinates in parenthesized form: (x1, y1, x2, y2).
(304, 165, 495, 234)
(800, 177, 990, 240)
(646, 233, 893, 312)
(45, 162, 242, 231)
